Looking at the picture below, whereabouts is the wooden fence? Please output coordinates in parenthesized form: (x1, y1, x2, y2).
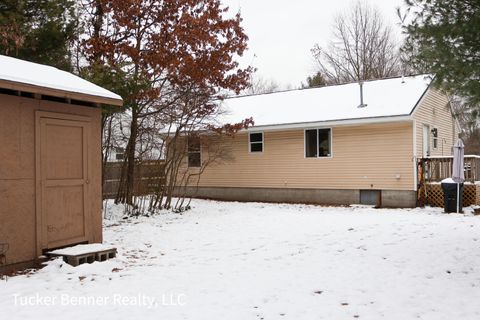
(103, 160, 165, 199)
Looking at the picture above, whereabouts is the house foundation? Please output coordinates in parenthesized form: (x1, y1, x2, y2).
(179, 187, 417, 208)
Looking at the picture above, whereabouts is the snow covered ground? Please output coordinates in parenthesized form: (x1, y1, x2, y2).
(1, 200, 480, 320)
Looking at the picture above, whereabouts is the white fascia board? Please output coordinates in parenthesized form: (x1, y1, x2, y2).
(162, 115, 414, 136)
(413, 119, 418, 191)
(243, 115, 413, 132)
(409, 85, 431, 118)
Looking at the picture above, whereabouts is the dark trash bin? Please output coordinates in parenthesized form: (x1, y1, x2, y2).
(441, 182, 464, 213)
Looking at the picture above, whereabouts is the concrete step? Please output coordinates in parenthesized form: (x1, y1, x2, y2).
(46, 245, 117, 267)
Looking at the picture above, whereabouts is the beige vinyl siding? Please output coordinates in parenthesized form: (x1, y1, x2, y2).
(413, 88, 457, 157)
(192, 121, 415, 191)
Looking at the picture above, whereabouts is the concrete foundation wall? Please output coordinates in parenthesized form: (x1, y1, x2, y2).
(180, 187, 417, 208)
(381, 190, 417, 208)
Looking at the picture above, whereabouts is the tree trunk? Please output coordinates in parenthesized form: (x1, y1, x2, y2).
(101, 114, 114, 189)
(116, 111, 138, 205)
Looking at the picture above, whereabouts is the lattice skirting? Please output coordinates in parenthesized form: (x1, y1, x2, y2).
(424, 184, 480, 207)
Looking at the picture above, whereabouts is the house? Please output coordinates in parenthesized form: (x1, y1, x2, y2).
(182, 75, 459, 208)
(0, 55, 122, 273)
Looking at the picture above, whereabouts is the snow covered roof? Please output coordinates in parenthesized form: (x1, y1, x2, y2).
(221, 75, 433, 130)
(0, 55, 122, 106)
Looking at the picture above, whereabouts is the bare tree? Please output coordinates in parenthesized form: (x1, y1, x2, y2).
(311, 1, 402, 84)
(147, 86, 251, 213)
(450, 95, 480, 153)
(244, 75, 280, 95)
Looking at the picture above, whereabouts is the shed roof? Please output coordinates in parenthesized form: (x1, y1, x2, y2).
(221, 74, 433, 130)
(0, 55, 122, 106)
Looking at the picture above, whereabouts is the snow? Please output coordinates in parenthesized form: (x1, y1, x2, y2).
(441, 178, 467, 184)
(48, 244, 116, 256)
(0, 55, 122, 102)
(2, 199, 480, 319)
(221, 75, 432, 129)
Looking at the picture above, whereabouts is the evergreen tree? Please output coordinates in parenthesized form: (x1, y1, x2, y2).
(402, 0, 480, 104)
(303, 72, 327, 88)
(0, 0, 78, 71)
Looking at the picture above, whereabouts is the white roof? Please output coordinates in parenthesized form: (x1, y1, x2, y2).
(221, 75, 432, 130)
(0, 54, 122, 104)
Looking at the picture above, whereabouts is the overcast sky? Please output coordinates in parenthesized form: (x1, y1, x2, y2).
(223, 0, 405, 88)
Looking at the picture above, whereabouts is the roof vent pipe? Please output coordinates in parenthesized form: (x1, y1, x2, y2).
(357, 81, 367, 108)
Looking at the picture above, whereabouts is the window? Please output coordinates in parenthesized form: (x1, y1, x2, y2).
(115, 147, 125, 161)
(249, 132, 263, 153)
(305, 129, 317, 157)
(432, 128, 438, 149)
(188, 136, 201, 167)
(305, 128, 331, 158)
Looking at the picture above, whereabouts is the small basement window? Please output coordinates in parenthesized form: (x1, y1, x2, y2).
(305, 128, 331, 157)
(249, 132, 263, 153)
(188, 136, 201, 167)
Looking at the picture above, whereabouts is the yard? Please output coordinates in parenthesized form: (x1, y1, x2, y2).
(1, 200, 480, 319)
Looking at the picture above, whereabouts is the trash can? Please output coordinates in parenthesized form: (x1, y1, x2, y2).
(441, 182, 464, 213)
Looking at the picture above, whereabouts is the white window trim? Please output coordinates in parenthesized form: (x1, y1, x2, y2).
(187, 137, 202, 168)
(304, 127, 333, 159)
(248, 131, 264, 154)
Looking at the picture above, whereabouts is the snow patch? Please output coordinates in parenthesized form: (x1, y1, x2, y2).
(2, 199, 480, 320)
(48, 244, 116, 256)
(0, 55, 121, 101)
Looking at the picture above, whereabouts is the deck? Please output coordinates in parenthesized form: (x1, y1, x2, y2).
(421, 155, 480, 183)
(418, 155, 480, 207)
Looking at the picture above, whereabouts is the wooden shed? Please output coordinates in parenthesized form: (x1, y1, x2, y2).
(0, 55, 122, 273)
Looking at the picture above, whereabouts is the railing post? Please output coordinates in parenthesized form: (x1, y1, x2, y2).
(474, 157, 479, 182)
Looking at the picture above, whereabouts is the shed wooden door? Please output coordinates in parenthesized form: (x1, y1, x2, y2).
(36, 113, 91, 250)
